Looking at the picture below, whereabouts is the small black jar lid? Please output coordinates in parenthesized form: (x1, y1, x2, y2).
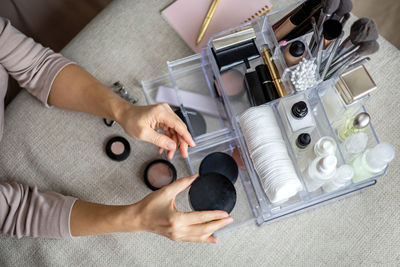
(189, 172, 237, 214)
(105, 136, 131, 161)
(296, 133, 311, 149)
(199, 152, 239, 183)
(291, 101, 308, 119)
(144, 159, 177, 191)
(289, 41, 306, 57)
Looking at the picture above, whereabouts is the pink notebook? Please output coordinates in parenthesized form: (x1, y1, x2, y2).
(162, 0, 272, 53)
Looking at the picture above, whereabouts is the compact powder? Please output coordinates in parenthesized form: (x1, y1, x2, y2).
(199, 152, 239, 183)
(175, 108, 207, 137)
(144, 159, 177, 191)
(105, 136, 131, 161)
(189, 173, 237, 214)
(214, 69, 245, 97)
(111, 141, 125, 155)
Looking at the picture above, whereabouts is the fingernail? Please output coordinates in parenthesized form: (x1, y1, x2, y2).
(226, 217, 234, 223)
(167, 142, 176, 150)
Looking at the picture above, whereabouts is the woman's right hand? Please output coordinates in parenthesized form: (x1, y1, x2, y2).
(127, 174, 233, 243)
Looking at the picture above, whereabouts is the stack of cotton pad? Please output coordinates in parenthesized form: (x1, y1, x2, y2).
(239, 106, 303, 203)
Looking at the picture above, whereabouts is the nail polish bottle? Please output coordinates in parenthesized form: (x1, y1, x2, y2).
(304, 155, 337, 192)
(352, 142, 395, 182)
(338, 112, 370, 141)
(322, 164, 354, 193)
(314, 136, 337, 157)
(284, 41, 305, 67)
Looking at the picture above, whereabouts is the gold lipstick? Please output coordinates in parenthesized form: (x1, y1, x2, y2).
(262, 48, 287, 97)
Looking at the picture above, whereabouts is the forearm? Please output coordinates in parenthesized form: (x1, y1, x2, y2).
(48, 64, 130, 123)
(70, 200, 140, 236)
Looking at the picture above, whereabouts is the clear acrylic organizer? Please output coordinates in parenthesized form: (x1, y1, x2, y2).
(141, 1, 388, 232)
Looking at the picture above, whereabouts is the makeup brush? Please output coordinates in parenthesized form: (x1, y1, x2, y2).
(311, 0, 340, 51)
(321, 31, 344, 80)
(316, 19, 342, 72)
(274, 0, 321, 41)
(309, 16, 320, 49)
(334, 0, 353, 19)
(346, 56, 370, 70)
(340, 12, 351, 27)
(326, 56, 371, 79)
(325, 57, 370, 80)
(334, 18, 378, 61)
(326, 40, 379, 78)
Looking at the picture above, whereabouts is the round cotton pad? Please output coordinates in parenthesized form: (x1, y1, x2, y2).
(189, 173, 237, 213)
(199, 152, 239, 183)
(175, 108, 207, 137)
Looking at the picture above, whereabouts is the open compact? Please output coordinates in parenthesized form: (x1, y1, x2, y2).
(105, 136, 131, 161)
(144, 159, 177, 191)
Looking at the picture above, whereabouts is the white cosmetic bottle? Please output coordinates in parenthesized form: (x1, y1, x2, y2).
(323, 164, 354, 192)
(304, 155, 337, 192)
(352, 142, 395, 182)
(314, 136, 337, 157)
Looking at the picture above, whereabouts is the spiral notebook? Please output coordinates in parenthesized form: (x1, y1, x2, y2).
(161, 0, 272, 53)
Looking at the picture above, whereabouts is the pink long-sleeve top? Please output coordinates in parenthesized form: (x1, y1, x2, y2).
(0, 17, 77, 238)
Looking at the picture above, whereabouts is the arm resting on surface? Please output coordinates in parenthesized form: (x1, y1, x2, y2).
(0, 182, 76, 238)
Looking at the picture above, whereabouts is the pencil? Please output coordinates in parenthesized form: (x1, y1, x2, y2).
(196, 0, 221, 45)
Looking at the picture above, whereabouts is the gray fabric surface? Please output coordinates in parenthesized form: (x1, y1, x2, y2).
(0, 0, 399, 265)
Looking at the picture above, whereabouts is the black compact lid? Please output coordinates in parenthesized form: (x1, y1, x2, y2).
(199, 152, 239, 184)
(291, 101, 308, 119)
(175, 108, 207, 137)
(289, 41, 306, 57)
(323, 19, 343, 41)
(105, 136, 131, 161)
(144, 159, 177, 191)
(296, 133, 311, 149)
(189, 173, 237, 214)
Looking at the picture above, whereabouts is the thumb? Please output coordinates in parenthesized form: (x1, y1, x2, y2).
(165, 174, 198, 196)
(143, 128, 176, 151)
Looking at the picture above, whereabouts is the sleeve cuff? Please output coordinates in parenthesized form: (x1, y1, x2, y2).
(59, 196, 78, 238)
(40, 56, 76, 108)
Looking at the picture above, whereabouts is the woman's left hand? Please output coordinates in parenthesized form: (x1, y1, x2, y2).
(117, 103, 195, 159)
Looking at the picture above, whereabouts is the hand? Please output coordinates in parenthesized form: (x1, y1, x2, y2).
(131, 175, 234, 243)
(118, 103, 195, 159)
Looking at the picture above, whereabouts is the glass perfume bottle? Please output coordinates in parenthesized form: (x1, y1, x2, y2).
(304, 155, 337, 192)
(338, 112, 370, 141)
(352, 142, 395, 182)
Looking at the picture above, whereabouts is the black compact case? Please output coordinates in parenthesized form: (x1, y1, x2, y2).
(213, 39, 260, 71)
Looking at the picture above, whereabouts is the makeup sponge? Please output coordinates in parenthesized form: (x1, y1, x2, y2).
(350, 18, 379, 44)
(189, 173, 237, 213)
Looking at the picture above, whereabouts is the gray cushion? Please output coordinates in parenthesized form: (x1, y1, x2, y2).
(1, 0, 400, 265)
